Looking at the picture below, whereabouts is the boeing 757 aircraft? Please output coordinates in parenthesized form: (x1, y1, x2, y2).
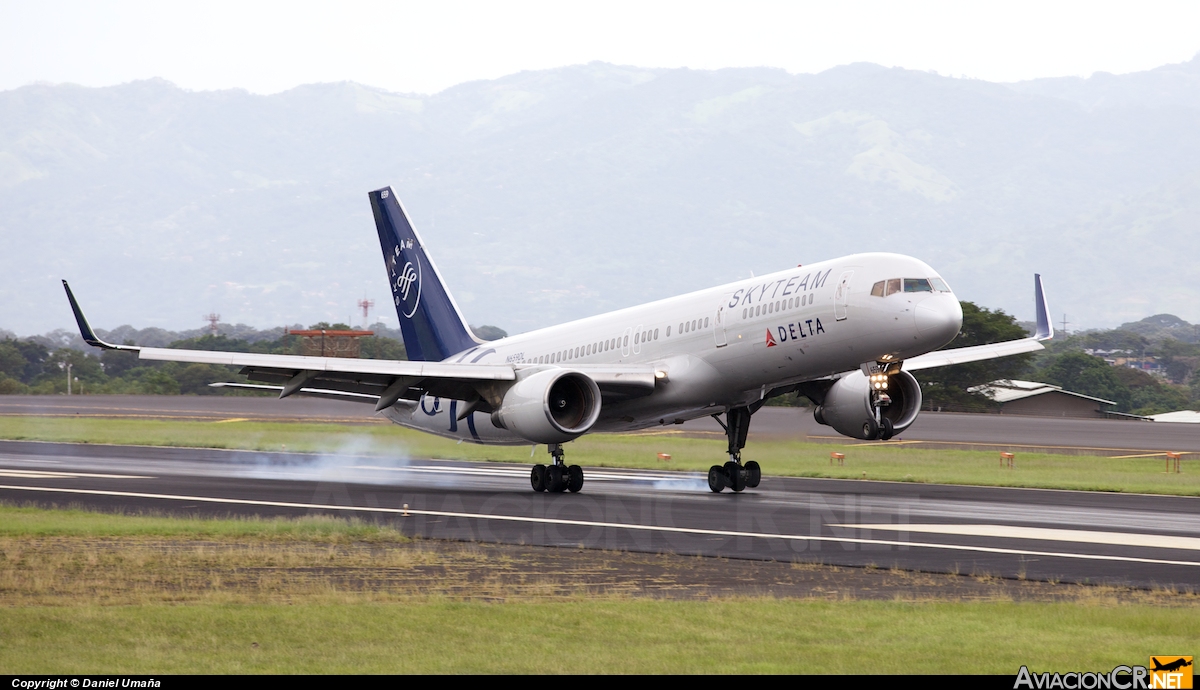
(64, 186, 1053, 494)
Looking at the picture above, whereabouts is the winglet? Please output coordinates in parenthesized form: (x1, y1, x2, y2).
(61, 280, 139, 351)
(1033, 274, 1053, 341)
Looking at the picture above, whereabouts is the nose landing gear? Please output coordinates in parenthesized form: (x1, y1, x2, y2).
(708, 406, 762, 493)
(531, 443, 584, 493)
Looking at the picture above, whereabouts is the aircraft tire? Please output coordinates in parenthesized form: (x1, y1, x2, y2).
(879, 418, 895, 441)
(567, 465, 584, 493)
(724, 461, 745, 492)
(545, 465, 566, 492)
(744, 460, 761, 488)
(530, 464, 547, 492)
(707, 465, 726, 493)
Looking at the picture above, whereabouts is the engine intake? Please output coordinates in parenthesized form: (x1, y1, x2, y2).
(813, 369, 922, 440)
(491, 368, 602, 444)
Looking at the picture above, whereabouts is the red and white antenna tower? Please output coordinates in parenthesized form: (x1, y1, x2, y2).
(357, 298, 375, 327)
(204, 313, 221, 336)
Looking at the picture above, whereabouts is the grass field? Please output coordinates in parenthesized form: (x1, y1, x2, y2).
(6, 601, 1198, 674)
(2, 415, 1198, 495)
(1, 505, 1197, 674)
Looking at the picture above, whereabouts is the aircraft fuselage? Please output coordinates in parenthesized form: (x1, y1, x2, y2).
(384, 251, 963, 444)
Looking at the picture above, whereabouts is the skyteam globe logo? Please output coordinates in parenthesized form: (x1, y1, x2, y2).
(390, 242, 421, 318)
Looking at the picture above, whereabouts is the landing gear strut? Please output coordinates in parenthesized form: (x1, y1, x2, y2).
(707, 406, 762, 493)
(531, 443, 584, 493)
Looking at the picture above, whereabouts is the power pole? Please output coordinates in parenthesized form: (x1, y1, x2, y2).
(204, 313, 221, 336)
(358, 298, 375, 328)
(1060, 313, 1070, 337)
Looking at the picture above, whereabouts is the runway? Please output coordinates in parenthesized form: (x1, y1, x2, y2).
(2, 439, 1197, 591)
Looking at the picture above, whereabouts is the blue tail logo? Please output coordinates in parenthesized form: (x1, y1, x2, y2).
(390, 242, 421, 317)
(370, 186, 482, 361)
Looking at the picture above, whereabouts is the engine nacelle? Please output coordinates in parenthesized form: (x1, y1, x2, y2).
(814, 369, 922, 440)
(491, 368, 602, 444)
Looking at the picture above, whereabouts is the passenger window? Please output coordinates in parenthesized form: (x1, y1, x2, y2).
(704, 318, 709, 328)
(886, 279, 901, 296)
(654, 328, 659, 340)
(871, 281, 885, 297)
(903, 278, 934, 293)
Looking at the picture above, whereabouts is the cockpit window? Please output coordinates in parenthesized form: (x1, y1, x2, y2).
(874, 277, 949, 296)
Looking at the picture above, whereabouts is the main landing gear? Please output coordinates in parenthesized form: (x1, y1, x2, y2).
(531, 443, 584, 493)
(707, 406, 762, 493)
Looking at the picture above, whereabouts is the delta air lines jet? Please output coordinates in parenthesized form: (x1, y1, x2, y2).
(63, 186, 1053, 494)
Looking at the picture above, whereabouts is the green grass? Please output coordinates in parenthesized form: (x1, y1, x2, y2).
(2, 415, 1198, 495)
(2, 600, 1196, 673)
(0, 504, 405, 542)
(1, 505, 1196, 673)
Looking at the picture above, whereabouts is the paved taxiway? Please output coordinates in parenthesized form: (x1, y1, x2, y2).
(3, 395, 1197, 455)
(1, 439, 1196, 591)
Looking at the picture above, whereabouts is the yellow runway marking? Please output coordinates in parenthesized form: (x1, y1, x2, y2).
(808, 435, 1198, 455)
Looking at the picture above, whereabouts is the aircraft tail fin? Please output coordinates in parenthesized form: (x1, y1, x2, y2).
(369, 187, 482, 362)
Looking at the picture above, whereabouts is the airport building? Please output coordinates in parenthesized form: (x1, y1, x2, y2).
(970, 380, 1118, 419)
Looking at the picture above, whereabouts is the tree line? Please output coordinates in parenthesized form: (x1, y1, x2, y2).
(0, 322, 502, 396)
(3, 310, 1198, 415)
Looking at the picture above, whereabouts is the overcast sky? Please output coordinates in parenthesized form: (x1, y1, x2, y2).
(2, 1, 1199, 95)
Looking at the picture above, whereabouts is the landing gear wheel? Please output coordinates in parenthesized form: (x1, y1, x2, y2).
(708, 465, 727, 493)
(545, 465, 566, 492)
(567, 465, 584, 493)
(530, 464, 547, 492)
(744, 460, 761, 488)
(724, 460, 745, 492)
(879, 417, 895, 441)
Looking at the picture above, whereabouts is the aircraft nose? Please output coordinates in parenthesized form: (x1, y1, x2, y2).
(915, 295, 962, 346)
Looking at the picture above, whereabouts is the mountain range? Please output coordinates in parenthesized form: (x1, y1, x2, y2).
(2, 57, 1199, 336)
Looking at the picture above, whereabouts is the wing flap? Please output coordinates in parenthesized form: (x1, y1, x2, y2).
(208, 382, 381, 404)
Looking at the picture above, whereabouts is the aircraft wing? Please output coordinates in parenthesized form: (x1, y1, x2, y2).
(903, 273, 1054, 372)
(63, 281, 656, 411)
(902, 337, 1045, 371)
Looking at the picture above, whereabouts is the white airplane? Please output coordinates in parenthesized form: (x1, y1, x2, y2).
(64, 185, 1053, 494)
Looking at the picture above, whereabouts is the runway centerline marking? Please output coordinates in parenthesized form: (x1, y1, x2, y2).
(0, 469, 153, 480)
(831, 524, 1200, 551)
(1, 483, 1198, 569)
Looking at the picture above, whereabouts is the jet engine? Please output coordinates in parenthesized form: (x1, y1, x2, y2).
(813, 369, 922, 440)
(491, 368, 602, 444)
